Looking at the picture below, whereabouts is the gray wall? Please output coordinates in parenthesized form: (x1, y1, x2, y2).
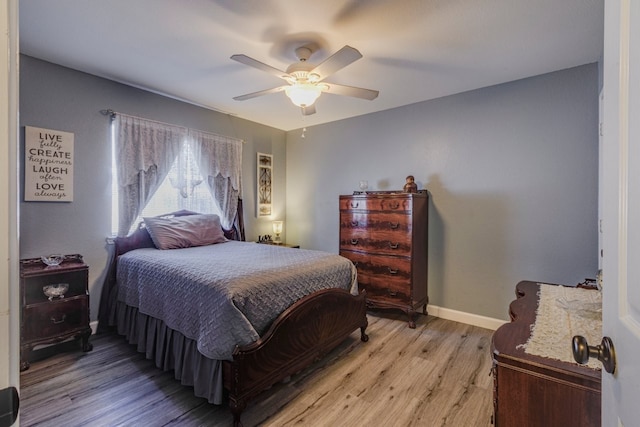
(19, 55, 287, 322)
(285, 64, 599, 320)
(20, 56, 598, 324)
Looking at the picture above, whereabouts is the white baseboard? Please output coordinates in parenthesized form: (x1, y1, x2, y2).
(427, 304, 507, 331)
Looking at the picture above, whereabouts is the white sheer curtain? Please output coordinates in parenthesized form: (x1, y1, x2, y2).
(189, 129, 243, 229)
(115, 114, 186, 236)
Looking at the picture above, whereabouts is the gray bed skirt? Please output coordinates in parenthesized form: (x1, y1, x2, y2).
(115, 301, 225, 404)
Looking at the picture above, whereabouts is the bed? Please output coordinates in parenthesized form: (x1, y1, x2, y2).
(99, 211, 368, 426)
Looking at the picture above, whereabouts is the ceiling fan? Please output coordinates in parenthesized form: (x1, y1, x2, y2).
(231, 45, 379, 116)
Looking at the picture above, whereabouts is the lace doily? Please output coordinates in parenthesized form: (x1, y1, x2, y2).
(517, 284, 602, 370)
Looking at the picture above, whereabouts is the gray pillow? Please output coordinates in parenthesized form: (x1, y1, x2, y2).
(144, 214, 227, 249)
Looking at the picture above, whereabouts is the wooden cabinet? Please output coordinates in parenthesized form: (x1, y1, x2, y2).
(491, 281, 601, 426)
(339, 192, 428, 328)
(20, 254, 93, 371)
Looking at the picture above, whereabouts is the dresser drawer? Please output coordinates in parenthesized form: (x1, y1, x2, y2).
(363, 286, 411, 306)
(341, 213, 411, 255)
(340, 212, 411, 234)
(358, 273, 412, 304)
(23, 297, 88, 342)
(340, 235, 412, 256)
(358, 268, 412, 293)
(340, 196, 412, 213)
(341, 250, 411, 290)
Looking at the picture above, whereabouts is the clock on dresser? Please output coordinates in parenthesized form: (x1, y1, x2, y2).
(20, 254, 93, 371)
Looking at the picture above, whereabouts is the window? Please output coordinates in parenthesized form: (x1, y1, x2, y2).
(110, 113, 242, 237)
(111, 124, 222, 236)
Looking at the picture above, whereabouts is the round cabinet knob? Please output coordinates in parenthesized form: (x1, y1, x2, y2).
(572, 335, 616, 374)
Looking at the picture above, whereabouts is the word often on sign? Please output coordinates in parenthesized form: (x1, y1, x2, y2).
(25, 126, 74, 202)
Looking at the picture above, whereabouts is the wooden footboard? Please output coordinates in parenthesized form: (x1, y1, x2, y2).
(223, 288, 368, 427)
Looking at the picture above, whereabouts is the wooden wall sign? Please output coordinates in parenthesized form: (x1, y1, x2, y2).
(24, 126, 74, 202)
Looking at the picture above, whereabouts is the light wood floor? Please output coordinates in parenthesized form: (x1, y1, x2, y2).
(20, 312, 494, 427)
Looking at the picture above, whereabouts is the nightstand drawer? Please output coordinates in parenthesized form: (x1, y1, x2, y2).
(23, 297, 88, 342)
(23, 269, 88, 305)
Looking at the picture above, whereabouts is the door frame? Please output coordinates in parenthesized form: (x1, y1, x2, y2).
(0, 0, 21, 424)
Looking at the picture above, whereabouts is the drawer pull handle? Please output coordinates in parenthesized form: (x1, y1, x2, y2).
(388, 289, 397, 296)
(350, 202, 359, 208)
(50, 314, 67, 325)
(389, 243, 399, 249)
(390, 222, 399, 229)
(350, 239, 359, 245)
(388, 268, 398, 275)
(389, 202, 400, 209)
(351, 221, 359, 227)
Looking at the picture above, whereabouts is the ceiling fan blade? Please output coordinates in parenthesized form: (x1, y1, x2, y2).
(322, 83, 379, 100)
(310, 45, 363, 81)
(233, 86, 287, 101)
(230, 54, 291, 80)
(301, 104, 316, 116)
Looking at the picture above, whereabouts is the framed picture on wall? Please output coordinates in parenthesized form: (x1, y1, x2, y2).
(257, 152, 272, 217)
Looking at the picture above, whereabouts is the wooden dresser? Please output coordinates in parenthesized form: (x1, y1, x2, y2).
(339, 191, 428, 328)
(20, 254, 93, 370)
(491, 281, 601, 426)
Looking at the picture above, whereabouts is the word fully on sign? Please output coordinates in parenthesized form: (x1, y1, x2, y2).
(25, 126, 74, 202)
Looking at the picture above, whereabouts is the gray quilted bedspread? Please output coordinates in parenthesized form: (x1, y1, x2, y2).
(116, 241, 357, 360)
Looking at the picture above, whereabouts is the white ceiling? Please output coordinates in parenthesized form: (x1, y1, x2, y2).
(19, 0, 604, 131)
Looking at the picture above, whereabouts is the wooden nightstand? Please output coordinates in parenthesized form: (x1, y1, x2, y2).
(20, 254, 93, 371)
(258, 241, 300, 248)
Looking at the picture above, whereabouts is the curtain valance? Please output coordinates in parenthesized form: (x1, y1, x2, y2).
(115, 114, 186, 188)
(189, 129, 243, 195)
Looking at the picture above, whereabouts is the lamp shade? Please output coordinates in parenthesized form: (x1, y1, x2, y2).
(285, 83, 322, 107)
(272, 221, 283, 234)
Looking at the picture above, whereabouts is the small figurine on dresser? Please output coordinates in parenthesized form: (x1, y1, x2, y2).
(403, 175, 418, 193)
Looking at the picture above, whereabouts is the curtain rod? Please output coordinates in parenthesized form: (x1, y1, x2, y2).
(99, 109, 245, 143)
(100, 109, 116, 120)
(100, 109, 182, 129)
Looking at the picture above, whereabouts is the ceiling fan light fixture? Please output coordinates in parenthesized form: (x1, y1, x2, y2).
(231, 45, 377, 116)
(285, 83, 322, 107)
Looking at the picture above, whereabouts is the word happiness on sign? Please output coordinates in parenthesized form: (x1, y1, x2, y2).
(25, 126, 74, 202)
